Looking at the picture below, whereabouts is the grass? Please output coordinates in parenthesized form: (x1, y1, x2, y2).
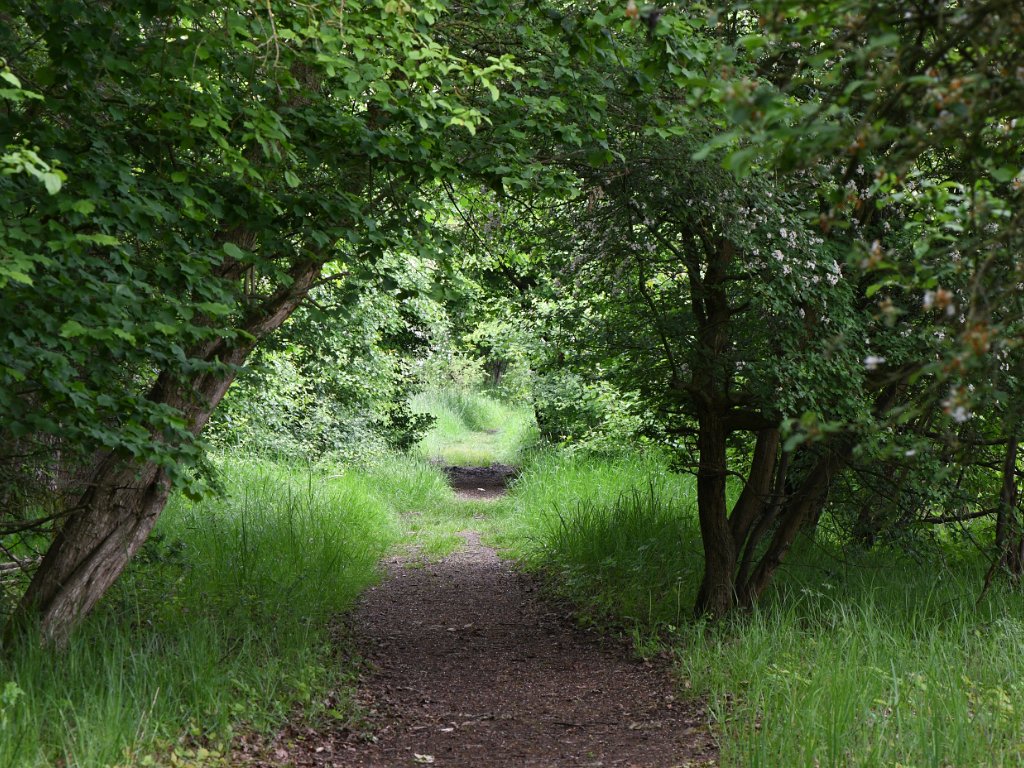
(681, 564, 1024, 767)
(350, 451, 474, 560)
(0, 454, 416, 768)
(0, 385, 537, 767)
(411, 388, 538, 466)
(487, 448, 700, 565)
(497, 448, 1024, 768)
(398, 386, 540, 559)
(10, 396, 1012, 767)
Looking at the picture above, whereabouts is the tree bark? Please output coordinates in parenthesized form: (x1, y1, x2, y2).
(736, 382, 902, 606)
(7, 260, 322, 646)
(995, 433, 1020, 574)
(693, 411, 736, 617)
(690, 236, 737, 618)
(735, 447, 789, 591)
(738, 438, 853, 606)
(729, 428, 780, 545)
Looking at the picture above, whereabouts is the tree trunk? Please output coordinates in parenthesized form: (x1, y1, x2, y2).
(690, 236, 737, 618)
(996, 434, 1020, 574)
(736, 382, 902, 606)
(7, 260, 322, 646)
(735, 447, 789, 591)
(12, 457, 172, 645)
(729, 428, 780, 545)
(738, 438, 852, 606)
(485, 358, 508, 387)
(693, 411, 736, 617)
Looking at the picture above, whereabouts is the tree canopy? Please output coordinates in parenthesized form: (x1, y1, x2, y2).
(2, 0, 1023, 642)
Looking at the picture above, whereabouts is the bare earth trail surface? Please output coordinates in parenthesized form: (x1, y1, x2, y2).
(440, 463, 518, 500)
(253, 466, 717, 767)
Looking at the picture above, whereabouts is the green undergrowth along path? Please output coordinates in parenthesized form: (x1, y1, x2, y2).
(411, 388, 538, 466)
(388, 388, 540, 560)
(492, 449, 1024, 768)
(366, 455, 479, 561)
(0, 454, 420, 768)
(398, 497, 505, 562)
(680, 563, 1024, 767)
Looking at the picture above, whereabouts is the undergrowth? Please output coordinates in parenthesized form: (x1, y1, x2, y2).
(500, 449, 1024, 767)
(411, 387, 537, 466)
(357, 452, 476, 560)
(0, 454, 423, 768)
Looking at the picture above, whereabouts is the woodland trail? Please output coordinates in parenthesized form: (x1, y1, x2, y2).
(254, 468, 717, 767)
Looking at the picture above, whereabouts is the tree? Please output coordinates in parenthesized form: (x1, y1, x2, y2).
(502, 0, 1024, 615)
(0, 0, 518, 644)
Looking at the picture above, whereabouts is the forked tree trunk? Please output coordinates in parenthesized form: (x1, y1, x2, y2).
(737, 438, 853, 606)
(735, 383, 901, 607)
(734, 434, 788, 590)
(692, 383, 902, 618)
(7, 260, 322, 646)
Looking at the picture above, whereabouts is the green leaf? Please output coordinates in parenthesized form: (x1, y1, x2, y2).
(78, 233, 119, 246)
(223, 242, 247, 259)
(0, 269, 33, 286)
(60, 320, 88, 338)
(43, 172, 62, 195)
(991, 167, 1017, 183)
(284, 169, 301, 188)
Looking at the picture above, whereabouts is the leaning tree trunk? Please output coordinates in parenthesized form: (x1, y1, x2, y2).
(7, 260, 322, 646)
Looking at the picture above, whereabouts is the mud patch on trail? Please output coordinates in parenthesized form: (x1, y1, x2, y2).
(441, 464, 517, 500)
(302, 530, 717, 767)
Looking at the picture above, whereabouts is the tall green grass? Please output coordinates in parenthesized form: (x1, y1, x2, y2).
(501, 449, 1024, 767)
(411, 388, 537, 466)
(0, 455, 408, 767)
(348, 452, 475, 560)
(489, 448, 698, 568)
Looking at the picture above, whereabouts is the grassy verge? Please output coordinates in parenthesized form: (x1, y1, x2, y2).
(0, 454, 420, 768)
(397, 387, 540, 559)
(411, 388, 538, 466)
(353, 452, 473, 561)
(499, 449, 1024, 767)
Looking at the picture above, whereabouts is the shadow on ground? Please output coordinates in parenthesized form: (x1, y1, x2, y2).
(440, 464, 518, 501)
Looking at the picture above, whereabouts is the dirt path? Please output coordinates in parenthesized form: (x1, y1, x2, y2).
(440, 463, 518, 500)
(252, 468, 717, 767)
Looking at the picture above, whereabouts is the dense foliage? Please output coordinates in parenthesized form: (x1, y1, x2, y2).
(1, 0, 1023, 644)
